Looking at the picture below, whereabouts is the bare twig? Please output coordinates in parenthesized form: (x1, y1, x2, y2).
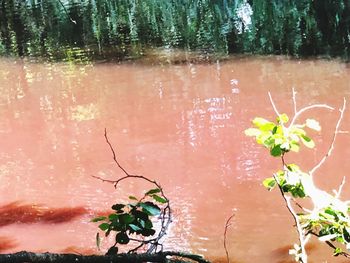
(334, 176, 346, 199)
(310, 98, 346, 176)
(292, 88, 297, 115)
(268, 92, 281, 117)
(223, 214, 235, 263)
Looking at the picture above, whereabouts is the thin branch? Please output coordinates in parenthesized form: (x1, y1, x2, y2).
(224, 214, 235, 263)
(292, 88, 297, 115)
(310, 98, 346, 175)
(288, 104, 334, 129)
(268, 92, 281, 117)
(334, 176, 346, 199)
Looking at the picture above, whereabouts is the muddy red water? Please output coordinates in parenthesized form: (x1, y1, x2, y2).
(0, 56, 350, 262)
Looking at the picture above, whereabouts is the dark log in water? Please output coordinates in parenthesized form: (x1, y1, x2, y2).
(0, 251, 211, 263)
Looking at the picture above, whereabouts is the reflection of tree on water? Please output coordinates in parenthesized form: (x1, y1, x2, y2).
(0, 0, 349, 61)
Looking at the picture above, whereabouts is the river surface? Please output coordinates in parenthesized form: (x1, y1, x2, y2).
(0, 56, 350, 262)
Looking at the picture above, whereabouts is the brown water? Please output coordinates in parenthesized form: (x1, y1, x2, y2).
(0, 56, 350, 262)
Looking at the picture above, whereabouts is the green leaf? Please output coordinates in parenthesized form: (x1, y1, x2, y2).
(98, 223, 110, 231)
(145, 188, 161, 195)
(262, 177, 276, 190)
(244, 128, 261, 137)
(290, 141, 300, 152)
(112, 204, 125, 211)
(277, 113, 289, 124)
(270, 145, 282, 157)
(306, 119, 321, 131)
(91, 216, 107, 222)
(333, 247, 343, 256)
(151, 194, 167, 204)
(116, 232, 130, 244)
(108, 214, 119, 221)
(129, 196, 138, 201)
(139, 202, 161, 216)
(300, 135, 315, 148)
(119, 214, 134, 224)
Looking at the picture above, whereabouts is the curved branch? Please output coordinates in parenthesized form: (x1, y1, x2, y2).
(310, 98, 346, 176)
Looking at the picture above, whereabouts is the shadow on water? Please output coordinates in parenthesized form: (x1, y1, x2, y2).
(0, 202, 87, 226)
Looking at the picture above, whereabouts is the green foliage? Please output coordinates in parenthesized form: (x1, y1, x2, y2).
(245, 113, 317, 157)
(0, 0, 350, 60)
(246, 107, 350, 261)
(92, 188, 167, 253)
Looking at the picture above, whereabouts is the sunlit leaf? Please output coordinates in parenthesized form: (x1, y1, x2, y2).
(333, 247, 343, 256)
(129, 224, 142, 231)
(145, 188, 161, 195)
(306, 119, 321, 131)
(262, 177, 276, 190)
(151, 194, 167, 203)
(252, 117, 275, 131)
(139, 202, 161, 216)
(244, 128, 261, 137)
(300, 135, 315, 148)
(277, 113, 289, 124)
(290, 142, 300, 152)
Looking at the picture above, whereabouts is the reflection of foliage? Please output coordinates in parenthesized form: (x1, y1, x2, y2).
(246, 90, 350, 262)
(0, 0, 349, 60)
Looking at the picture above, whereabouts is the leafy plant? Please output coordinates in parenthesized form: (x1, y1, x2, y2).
(92, 129, 171, 255)
(92, 188, 168, 254)
(245, 90, 350, 262)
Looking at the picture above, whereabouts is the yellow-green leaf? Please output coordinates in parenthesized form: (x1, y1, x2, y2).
(277, 113, 289, 124)
(300, 135, 315, 148)
(263, 177, 276, 190)
(252, 117, 275, 131)
(306, 119, 321, 131)
(244, 128, 261, 137)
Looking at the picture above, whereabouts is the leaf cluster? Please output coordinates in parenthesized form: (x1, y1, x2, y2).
(246, 111, 350, 260)
(245, 114, 319, 157)
(263, 164, 307, 198)
(92, 188, 167, 253)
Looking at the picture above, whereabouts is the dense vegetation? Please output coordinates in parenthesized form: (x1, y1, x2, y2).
(0, 0, 349, 60)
